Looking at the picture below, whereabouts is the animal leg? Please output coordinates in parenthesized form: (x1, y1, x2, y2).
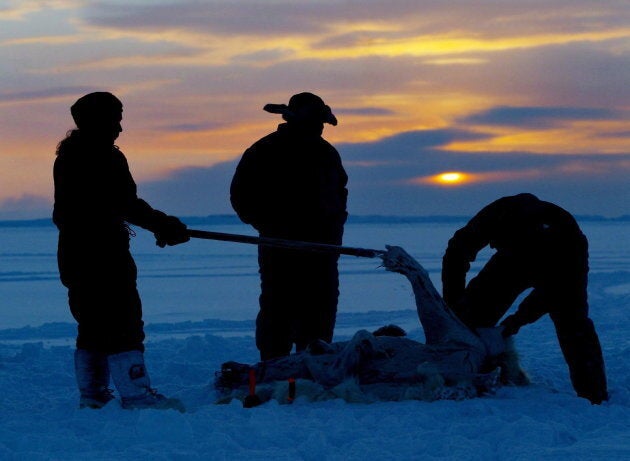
(381, 245, 484, 352)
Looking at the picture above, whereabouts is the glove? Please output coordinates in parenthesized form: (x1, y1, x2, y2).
(500, 314, 521, 337)
(154, 216, 190, 247)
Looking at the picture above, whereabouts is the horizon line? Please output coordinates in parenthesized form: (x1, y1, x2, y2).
(1, 213, 628, 228)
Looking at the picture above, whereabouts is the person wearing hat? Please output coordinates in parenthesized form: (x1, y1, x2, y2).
(441, 193, 608, 404)
(53, 91, 189, 411)
(230, 92, 348, 360)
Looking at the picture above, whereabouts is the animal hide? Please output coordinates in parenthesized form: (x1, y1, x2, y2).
(215, 246, 526, 405)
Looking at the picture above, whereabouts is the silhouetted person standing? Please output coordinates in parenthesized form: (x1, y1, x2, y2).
(53, 92, 189, 410)
(441, 193, 608, 404)
(230, 92, 348, 360)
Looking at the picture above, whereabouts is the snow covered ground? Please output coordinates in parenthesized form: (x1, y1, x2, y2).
(0, 219, 628, 460)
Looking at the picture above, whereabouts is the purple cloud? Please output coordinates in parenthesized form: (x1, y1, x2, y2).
(460, 106, 625, 129)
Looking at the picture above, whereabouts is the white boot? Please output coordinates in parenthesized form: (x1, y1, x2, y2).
(74, 349, 114, 409)
(108, 350, 185, 412)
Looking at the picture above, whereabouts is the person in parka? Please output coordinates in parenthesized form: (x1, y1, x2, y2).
(53, 92, 189, 411)
(230, 92, 348, 360)
(441, 193, 608, 404)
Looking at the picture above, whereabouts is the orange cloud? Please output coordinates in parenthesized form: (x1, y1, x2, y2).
(444, 121, 630, 155)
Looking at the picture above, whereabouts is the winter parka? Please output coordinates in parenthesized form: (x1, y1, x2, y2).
(53, 133, 174, 353)
(230, 122, 348, 244)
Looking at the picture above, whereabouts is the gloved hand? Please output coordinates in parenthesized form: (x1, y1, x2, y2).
(500, 314, 521, 337)
(154, 216, 190, 247)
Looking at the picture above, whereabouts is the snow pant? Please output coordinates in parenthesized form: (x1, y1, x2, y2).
(451, 239, 607, 403)
(256, 245, 340, 361)
(58, 240, 145, 354)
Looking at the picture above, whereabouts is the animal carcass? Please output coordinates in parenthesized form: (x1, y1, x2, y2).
(215, 246, 526, 405)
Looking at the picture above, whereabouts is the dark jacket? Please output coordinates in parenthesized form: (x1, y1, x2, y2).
(442, 193, 586, 322)
(230, 123, 348, 244)
(53, 133, 168, 284)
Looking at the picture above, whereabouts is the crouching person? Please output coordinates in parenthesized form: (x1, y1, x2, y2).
(53, 92, 189, 411)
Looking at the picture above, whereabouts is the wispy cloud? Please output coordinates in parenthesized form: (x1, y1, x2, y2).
(461, 106, 625, 128)
(83, 1, 630, 40)
(336, 107, 397, 117)
(0, 1, 78, 21)
(0, 86, 94, 104)
(156, 122, 225, 133)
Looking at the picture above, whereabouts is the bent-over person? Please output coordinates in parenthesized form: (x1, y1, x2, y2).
(441, 193, 607, 404)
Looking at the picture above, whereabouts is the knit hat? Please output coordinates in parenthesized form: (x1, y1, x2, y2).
(71, 92, 123, 128)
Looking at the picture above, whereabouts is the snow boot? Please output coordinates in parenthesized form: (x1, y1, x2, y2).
(108, 350, 185, 412)
(74, 348, 115, 409)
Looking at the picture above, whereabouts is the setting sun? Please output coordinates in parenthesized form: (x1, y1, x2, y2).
(429, 171, 473, 186)
(438, 172, 465, 183)
(408, 171, 474, 187)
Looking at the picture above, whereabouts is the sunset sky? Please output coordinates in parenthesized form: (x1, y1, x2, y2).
(1, 0, 628, 219)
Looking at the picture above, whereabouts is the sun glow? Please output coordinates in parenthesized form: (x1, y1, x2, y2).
(437, 172, 464, 183)
(407, 171, 475, 187)
(408, 168, 551, 187)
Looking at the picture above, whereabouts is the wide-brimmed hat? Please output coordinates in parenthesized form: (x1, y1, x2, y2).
(263, 92, 337, 126)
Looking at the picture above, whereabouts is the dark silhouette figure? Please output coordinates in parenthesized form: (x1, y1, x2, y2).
(230, 92, 348, 360)
(441, 193, 608, 404)
(53, 92, 189, 411)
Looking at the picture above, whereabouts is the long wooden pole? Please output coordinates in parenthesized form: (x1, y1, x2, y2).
(187, 229, 385, 258)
